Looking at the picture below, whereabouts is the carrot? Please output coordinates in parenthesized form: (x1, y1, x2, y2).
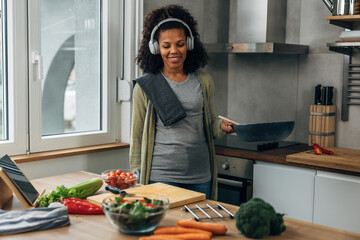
(139, 236, 182, 240)
(154, 226, 212, 236)
(177, 219, 227, 235)
(141, 233, 211, 240)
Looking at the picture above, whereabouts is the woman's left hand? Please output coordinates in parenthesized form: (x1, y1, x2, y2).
(221, 120, 235, 134)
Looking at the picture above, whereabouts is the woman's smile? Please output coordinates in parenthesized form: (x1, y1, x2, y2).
(168, 56, 182, 63)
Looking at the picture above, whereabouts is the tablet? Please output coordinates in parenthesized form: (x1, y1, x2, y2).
(0, 154, 39, 205)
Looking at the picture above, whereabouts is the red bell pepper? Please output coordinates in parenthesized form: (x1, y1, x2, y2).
(312, 143, 322, 155)
(312, 143, 334, 155)
(62, 198, 104, 214)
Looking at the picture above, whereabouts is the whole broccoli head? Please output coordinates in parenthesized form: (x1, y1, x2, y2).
(235, 198, 286, 239)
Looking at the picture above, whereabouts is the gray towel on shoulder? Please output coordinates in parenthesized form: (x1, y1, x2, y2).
(0, 206, 70, 235)
(133, 72, 187, 126)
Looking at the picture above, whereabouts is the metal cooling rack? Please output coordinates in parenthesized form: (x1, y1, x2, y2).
(182, 202, 234, 221)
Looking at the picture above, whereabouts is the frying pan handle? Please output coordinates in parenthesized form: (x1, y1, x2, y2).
(218, 115, 240, 125)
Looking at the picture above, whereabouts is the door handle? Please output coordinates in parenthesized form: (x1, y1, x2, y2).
(32, 51, 43, 81)
(218, 177, 244, 188)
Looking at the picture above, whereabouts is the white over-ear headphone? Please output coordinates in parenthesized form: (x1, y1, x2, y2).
(148, 18, 194, 55)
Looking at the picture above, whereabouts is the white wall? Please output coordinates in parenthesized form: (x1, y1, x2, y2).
(19, 148, 129, 180)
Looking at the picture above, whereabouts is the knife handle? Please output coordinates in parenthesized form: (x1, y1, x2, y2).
(326, 86, 334, 105)
(315, 84, 322, 105)
(105, 185, 127, 195)
(321, 87, 327, 106)
(218, 115, 240, 125)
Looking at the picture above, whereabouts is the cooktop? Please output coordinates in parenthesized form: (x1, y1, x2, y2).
(214, 135, 300, 152)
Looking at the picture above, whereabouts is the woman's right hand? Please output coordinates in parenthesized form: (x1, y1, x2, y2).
(221, 120, 235, 134)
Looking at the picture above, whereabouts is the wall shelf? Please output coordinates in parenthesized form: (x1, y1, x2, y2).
(326, 15, 360, 121)
(326, 15, 360, 29)
(327, 42, 360, 55)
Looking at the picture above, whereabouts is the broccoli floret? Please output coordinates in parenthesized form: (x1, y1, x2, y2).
(270, 213, 286, 235)
(235, 198, 286, 239)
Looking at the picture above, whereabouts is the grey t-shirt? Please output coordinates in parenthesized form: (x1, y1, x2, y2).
(150, 72, 211, 184)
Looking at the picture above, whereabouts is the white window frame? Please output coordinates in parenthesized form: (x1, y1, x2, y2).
(119, 0, 143, 142)
(0, 0, 27, 156)
(28, 0, 119, 152)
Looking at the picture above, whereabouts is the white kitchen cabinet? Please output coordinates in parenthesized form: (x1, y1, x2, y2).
(313, 171, 360, 234)
(253, 161, 316, 222)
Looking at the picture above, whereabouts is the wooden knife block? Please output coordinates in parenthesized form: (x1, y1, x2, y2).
(308, 105, 336, 147)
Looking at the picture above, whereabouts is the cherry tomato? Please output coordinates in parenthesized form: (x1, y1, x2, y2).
(116, 169, 123, 175)
(108, 175, 116, 181)
(117, 178, 123, 186)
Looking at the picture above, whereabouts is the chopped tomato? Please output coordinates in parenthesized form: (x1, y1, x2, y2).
(144, 203, 156, 208)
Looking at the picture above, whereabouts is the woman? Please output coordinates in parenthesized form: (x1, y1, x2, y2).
(130, 4, 234, 200)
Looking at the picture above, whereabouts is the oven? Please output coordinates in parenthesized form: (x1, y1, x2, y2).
(216, 154, 254, 206)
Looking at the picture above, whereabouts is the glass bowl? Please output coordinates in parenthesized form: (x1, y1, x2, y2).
(102, 193, 169, 235)
(101, 169, 139, 190)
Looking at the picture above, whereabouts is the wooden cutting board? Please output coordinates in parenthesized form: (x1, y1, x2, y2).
(286, 147, 360, 173)
(87, 182, 205, 208)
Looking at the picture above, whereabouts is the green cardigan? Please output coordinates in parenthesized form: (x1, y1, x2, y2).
(129, 70, 224, 200)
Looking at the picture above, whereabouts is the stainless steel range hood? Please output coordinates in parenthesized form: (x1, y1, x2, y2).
(204, 42, 309, 54)
(204, 0, 309, 55)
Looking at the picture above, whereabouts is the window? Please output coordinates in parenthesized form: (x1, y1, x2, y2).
(28, 0, 119, 152)
(40, 0, 102, 136)
(0, 1, 6, 140)
(0, 0, 130, 156)
(0, 0, 27, 156)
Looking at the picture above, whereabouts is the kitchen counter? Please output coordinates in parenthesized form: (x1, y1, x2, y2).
(3, 171, 360, 240)
(215, 143, 360, 176)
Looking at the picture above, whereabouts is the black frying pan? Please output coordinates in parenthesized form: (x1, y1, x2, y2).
(219, 116, 295, 142)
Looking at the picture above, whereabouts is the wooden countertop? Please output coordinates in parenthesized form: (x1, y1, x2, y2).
(3, 171, 360, 240)
(215, 143, 311, 165)
(215, 144, 360, 176)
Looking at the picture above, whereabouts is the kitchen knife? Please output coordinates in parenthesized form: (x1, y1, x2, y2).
(315, 84, 322, 105)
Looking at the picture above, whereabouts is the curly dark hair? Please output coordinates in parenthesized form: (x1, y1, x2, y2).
(136, 4, 208, 74)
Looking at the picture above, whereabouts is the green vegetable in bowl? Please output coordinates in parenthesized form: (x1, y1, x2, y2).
(104, 196, 166, 232)
(235, 198, 286, 239)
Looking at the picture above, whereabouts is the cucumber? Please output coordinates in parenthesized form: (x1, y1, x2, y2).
(69, 177, 103, 199)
